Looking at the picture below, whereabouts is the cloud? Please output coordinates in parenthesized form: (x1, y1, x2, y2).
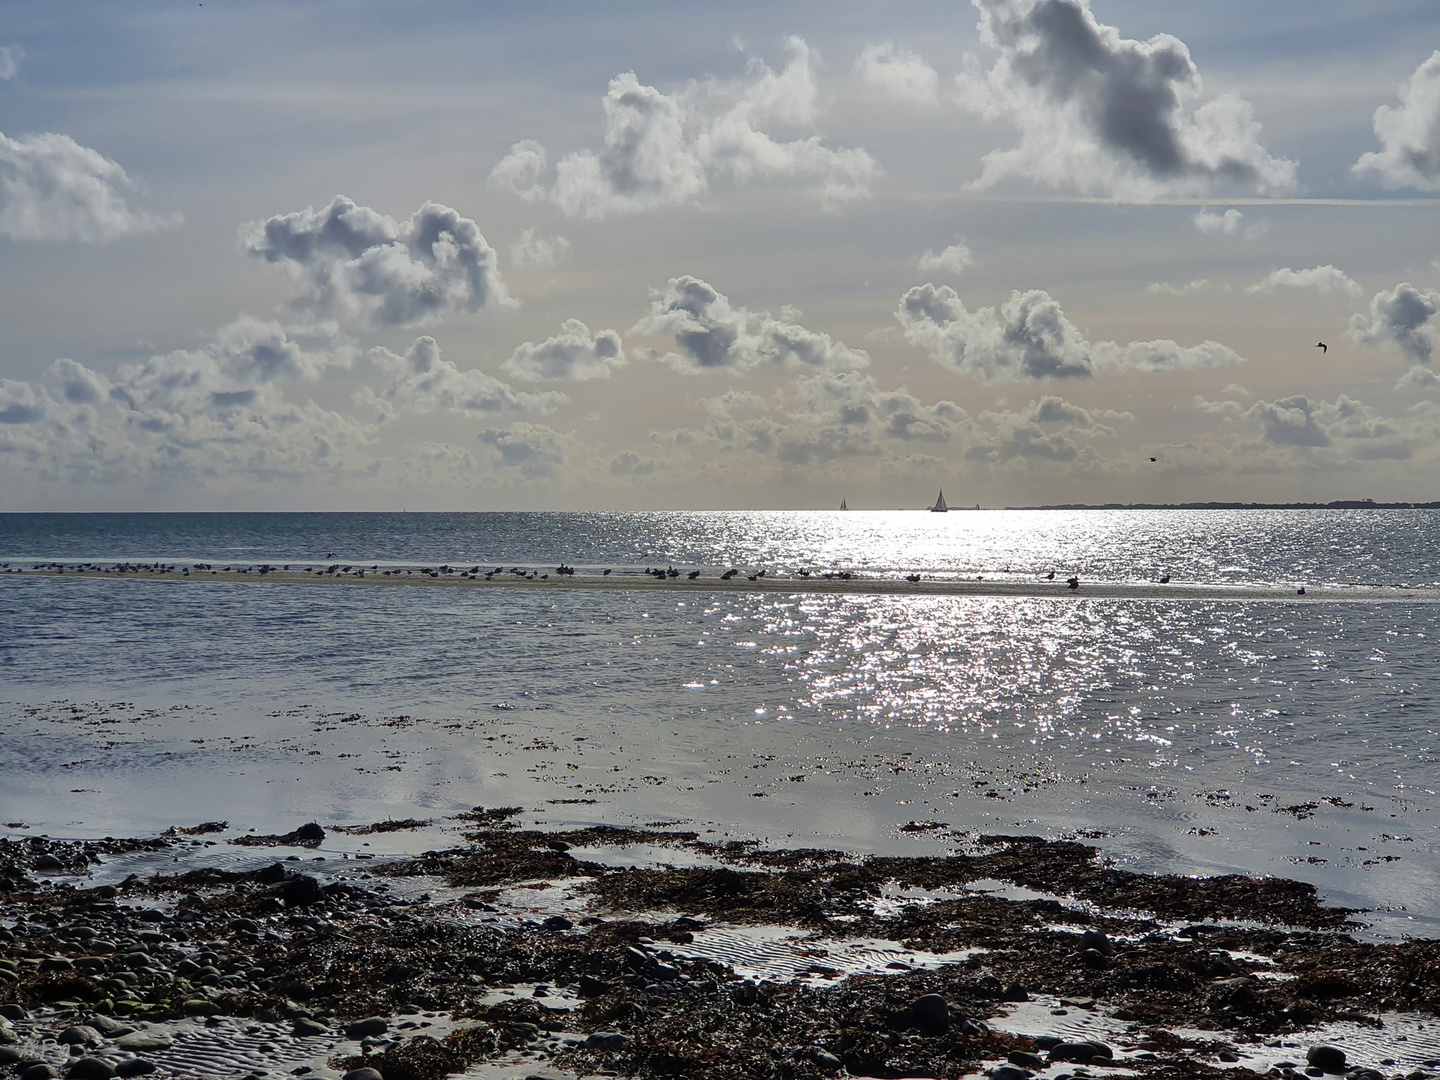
(855, 43, 940, 106)
(609, 450, 657, 477)
(477, 422, 568, 478)
(0, 379, 45, 425)
(1246, 265, 1362, 297)
(510, 227, 572, 269)
(0, 46, 21, 81)
(368, 336, 563, 416)
(633, 275, 869, 374)
(1192, 207, 1265, 239)
(1353, 50, 1440, 191)
(965, 395, 1120, 465)
(1118, 339, 1246, 372)
(490, 38, 880, 218)
(954, 0, 1296, 199)
(503, 319, 626, 381)
(0, 131, 180, 243)
(1247, 393, 1414, 460)
(240, 195, 512, 328)
(1145, 278, 1209, 296)
(1350, 282, 1440, 365)
(897, 283, 1094, 380)
(1247, 395, 1329, 447)
(917, 242, 976, 276)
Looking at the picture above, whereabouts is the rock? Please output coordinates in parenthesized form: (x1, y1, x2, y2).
(86, 1016, 131, 1037)
(58, 1026, 103, 1047)
(1002, 983, 1030, 1002)
(0, 1005, 25, 1020)
(0, 1025, 15, 1044)
(1080, 948, 1110, 968)
(813, 1048, 843, 1072)
(66, 1058, 116, 1080)
(1309, 1047, 1348, 1074)
(293, 1017, 328, 1037)
(577, 975, 611, 997)
(181, 999, 221, 1016)
(0, 1048, 22, 1065)
(21, 1066, 60, 1080)
(116, 1033, 173, 1053)
(280, 875, 323, 907)
(34, 854, 66, 871)
(343, 1017, 389, 1039)
(341, 1071, 383, 1080)
(993, 1067, 1034, 1080)
(1345, 1070, 1384, 1080)
(908, 993, 949, 1034)
(295, 822, 325, 844)
(1051, 1041, 1114, 1064)
(584, 1032, 628, 1050)
(1080, 928, 1114, 955)
(541, 915, 573, 931)
(114, 1061, 157, 1078)
(1010, 1052, 1047, 1070)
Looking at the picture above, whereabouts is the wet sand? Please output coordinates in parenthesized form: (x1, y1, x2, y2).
(7, 565, 1434, 602)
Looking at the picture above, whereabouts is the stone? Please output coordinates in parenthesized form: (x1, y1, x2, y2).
(341, 1071, 382, 1080)
(182, 999, 221, 1016)
(66, 1059, 116, 1080)
(993, 1067, 1034, 1080)
(1010, 1052, 1047, 1070)
(813, 1049, 843, 1072)
(114, 1061, 157, 1077)
(294, 823, 325, 844)
(1309, 1047, 1348, 1074)
(280, 876, 323, 908)
(1051, 1041, 1114, 1064)
(584, 1032, 628, 1049)
(343, 1017, 388, 1039)
(1080, 928, 1114, 955)
(20, 1066, 60, 1080)
(116, 1033, 173, 1052)
(541, 915, 573, 931)
(293, 1017, 328, 1037)
(0, 1048, 22, 1065)
(908, 993, 949, 1034)
(86, 1016, 131, 1037)
(1345, 1070, 1384, 1080)
(34, 854, 66, 871)
(58, 1026, 102, 1047)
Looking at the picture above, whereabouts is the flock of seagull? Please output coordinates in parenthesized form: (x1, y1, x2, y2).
(0, 560, 1192, 590)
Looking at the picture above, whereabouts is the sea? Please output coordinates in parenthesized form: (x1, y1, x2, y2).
(1, 509, 1437, 940)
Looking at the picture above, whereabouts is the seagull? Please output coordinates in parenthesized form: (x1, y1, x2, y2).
(1149, 456, 1157, 462)
(1316, 342, 1327, 354)
(1046, 570, 1056, 580)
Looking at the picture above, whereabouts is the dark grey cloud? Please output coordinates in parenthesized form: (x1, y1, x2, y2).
(635, 276, 868, 374)
(1350, 282, 1440, 365)
(957, 0, 1295, 198)
(241, 196, 511, 328)
(1248, 395, 1329, 447)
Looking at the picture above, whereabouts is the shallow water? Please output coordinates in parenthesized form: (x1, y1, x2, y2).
(2, 512, 1438, 938)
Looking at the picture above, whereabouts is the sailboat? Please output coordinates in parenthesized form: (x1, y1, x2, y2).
(839, 498, 848, 510)
(930, 489, 948, 513)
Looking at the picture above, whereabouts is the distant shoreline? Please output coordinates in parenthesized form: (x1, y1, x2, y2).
(1001, 499, 1440, 510)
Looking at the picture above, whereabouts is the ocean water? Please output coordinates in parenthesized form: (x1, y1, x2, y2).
(1, 510, 1438, 938)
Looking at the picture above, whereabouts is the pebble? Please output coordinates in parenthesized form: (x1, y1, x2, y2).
(58, 1026, 102, 1047)
(993, 1066, 1034, 1080)
(116, 1033, 173, 1052)
(1309, 1047, 1348, 1074)
(341, 1070, 382, 1080)
(66, 1058, 116, 1080)
(292, 1017, 329, 1037)
(342, 1017, 388, 1039)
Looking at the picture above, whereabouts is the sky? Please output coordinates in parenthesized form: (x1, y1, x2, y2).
(2, 0, 1440, 511)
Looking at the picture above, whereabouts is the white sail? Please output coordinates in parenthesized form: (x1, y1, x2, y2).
(840, 498, 847, 510)
(930, 489, 948, 512)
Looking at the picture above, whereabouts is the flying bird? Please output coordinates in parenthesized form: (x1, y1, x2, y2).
(1149, 456, 1157, 462)
(1316, 342, 1327, 353)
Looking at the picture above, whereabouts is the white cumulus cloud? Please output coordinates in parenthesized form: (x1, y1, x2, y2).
(955, 0, 1296, 199)
(490, 38, 880, 218)
(1246, 265, 1362, 297)
(855, 43, 940, 106)
(503, 319, 626, 381)
(1353, 50, 1440, 191)
(477, 422, 568, 478)
(897, 283, 1094, 380)
(510, 227, 572, 268)
(634, 275, 869, 374)
(368, 336, 563, 417)
(0, 46, 22, 81)
(917, 242, 976, 276)
(0, 131, 180, 243)
(1192, 207, 1265, 239)
(240, 196, 512, 328)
